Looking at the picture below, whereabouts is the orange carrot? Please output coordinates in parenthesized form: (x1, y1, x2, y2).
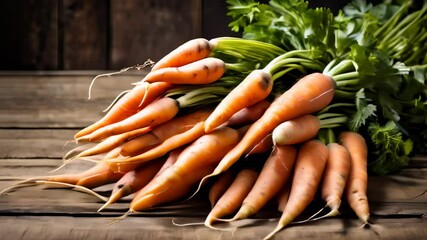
(277, 180, 292, 212)
(272, 114, 320, 145)
(339, 131, 370, 224)
(129, 126, 245, 211)
(144, 57, 226, 85)
(151, 38, 212, 71)
(225, 100, 271, 127)
(265, 140, 328, 239)
(205, 73, 335, 181)
(98, 158, 165, 212)
(205, 168, 259, 229)
(74, 81, 172, 139)
(0, 162, 124, 195)
(315, 143, 351, 219)
(119, 109, 212, 157)
(65, 127, 151, 161)
(107, 121, 207, 173)
(208, 169, 235, 208)
(229, 145, 297, 221)
(77, 97, 179, 142)
(245, 134, 274, 156)
(204, 69, 273, 133)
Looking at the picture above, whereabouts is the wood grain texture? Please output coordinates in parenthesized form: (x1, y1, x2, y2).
(0, 73, 426, 240)
(109, 0, 202, 69)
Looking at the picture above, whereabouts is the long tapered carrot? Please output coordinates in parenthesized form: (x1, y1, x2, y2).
(98, 158, 165, 212)
(339, 131, 370, 224)
(272, 114, 320, 145)
(144, 57, 226, 85)
(106, 121, 207, 173)
(74, 81, 172, 139)
(77, 97, 179, 142)
(119, 109, 212, 157)
(204, 69, 273, 133)
(128, 126, 245, 211)
(0, 162, 124, 195)
(277, 180, 292, 212)
(151, 38, 212, 71)
(208, 169, 235, 208)
(205, 168, 259, 229)
(264, 140, 328, 239)
(228, 145, 297, 221)
(65, 127, 151, 161)
(202, 73, 335, 183)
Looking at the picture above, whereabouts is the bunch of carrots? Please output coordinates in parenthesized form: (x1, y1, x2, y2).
(2, 0, 426, 239)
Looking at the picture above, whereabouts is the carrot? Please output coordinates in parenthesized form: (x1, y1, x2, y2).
(225, 100, 271, 127)
(119, 109, 212, 157)
(245, 134, 274, 156)
(76, 97, 179, 142)
(106, 121, 207, 173)
(98, 158, 165, 212)
(204, 168, 259, 230)
(277, 180, 292, 212)
(208, 169, 235, 208)
(204, 69, 273, 133)
(128, 126, 245, 212)
(151, 38, 212, 71)
(65, 127, 151, 161)
(339, 131, 370, 225)
(272, 114, 320, 145)
(229, 145, 297, 221)
(0, 162, 124, 195)
(204, 73, 335, 182)
(315, 143, 352, 220)
(144, 57, 226, 85)
(264, 140, 328, 239)
(74, 81, 172, 139)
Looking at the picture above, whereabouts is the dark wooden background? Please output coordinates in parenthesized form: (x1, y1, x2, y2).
(0, 0, 360, 71)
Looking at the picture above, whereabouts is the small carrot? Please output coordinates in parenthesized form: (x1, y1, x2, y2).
(203, 73, 335, 183)
(229, 145, 297, 221)
(208, 169, 235, 208)
(0, 161, 124, 195)
(106, 121, 207, 173)
(129, 126, 245, 212)
(265, 140, 328, 239)
(77, 97, 179, 142)
(225, 100, 271, 127)
(65, 127, 151, 161)
(144, 57, 226, 85)
(272, 114, 320, 145)
(205, 168, 259, 229)
(277, 180, 292, 212)
(74, 81, 172, 139)
(151, 38, 212, 71)
(204, 69, 273, 133)
(98, 157, 165, 212)
(119, 109, 212, 157)
(339, 131, 370, 225)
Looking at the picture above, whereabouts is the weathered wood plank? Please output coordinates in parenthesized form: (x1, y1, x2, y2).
(0, 73, 143, 128)
(61, 0, 108, 69)
(109, 0, 202, 69)
(0, 214, 425, 240)
(0, 0, 58, 70)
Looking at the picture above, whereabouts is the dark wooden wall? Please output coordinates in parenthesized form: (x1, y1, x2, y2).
(0, 0, 237, 70)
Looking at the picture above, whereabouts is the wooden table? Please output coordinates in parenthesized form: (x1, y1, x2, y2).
(0, 72, 426, 239)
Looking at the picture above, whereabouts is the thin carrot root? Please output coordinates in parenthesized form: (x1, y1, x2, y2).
(88, 60, 154, 100)
(98, 188, 126, 212)
(107, 209, 135, 225)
